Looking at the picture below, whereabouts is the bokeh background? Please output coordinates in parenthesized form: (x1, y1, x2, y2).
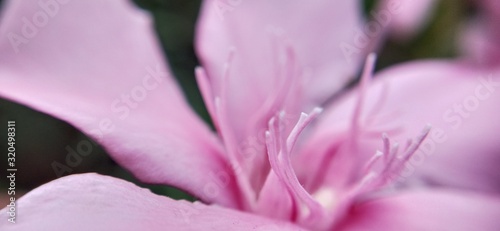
(0, 0, 474, 204)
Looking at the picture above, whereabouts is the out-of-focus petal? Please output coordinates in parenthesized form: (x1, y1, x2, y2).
(196, 0, 364, 199)
(459, 1, 500, 66)
(299, 60, 500, 193)
(0, 0, 239, 207)
(460, 20, 500, 66)
(478, 0, 500, 20)
(337, 190, 500, 231)
(0, 173, 307, 231)
(378, 0, 438, 40)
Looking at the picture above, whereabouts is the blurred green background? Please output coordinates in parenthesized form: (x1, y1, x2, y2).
(0, 0, 472, 203)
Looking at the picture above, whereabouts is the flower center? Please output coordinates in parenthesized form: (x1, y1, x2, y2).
(260, 53, 432, 231)
(312, 188, 338, 210)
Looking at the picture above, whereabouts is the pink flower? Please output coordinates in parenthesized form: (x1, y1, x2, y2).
(1, 0, 500, 230)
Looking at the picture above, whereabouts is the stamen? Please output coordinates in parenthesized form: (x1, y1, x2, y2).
(365, 82, 390, 126)
(286, 107, 323, 151)
(382, 133, 391, 162)
(400, 125, 432, 163)
(351, 53, 377, 136)
(364, 150, 384, 174)
(343, 171, 379, 204)
(265, 112, 325, 225)
(214, 49, 237, 157)
(212, 49, 258, 210)
(195, 67, 218, 129)
(246, 38, 298, 133)
(357, 171, 379, 191)
(390, 142, 400, 158)
(379, 125, 432, 186)
(379, 141, 400, 178)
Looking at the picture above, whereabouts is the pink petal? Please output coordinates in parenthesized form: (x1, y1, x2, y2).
(337, 190, 500, 231)
(300, 60, 500, 193)
(255, 171, 295, 221)
(195, 0, 364, 199)
(0, 0, 239, 206)
(478, 0, 500, 21)
(459, 1, 500, 66)
(0, 173, 307, 231)
(378, 0, 438, 40)
(460, 21, 500, 66)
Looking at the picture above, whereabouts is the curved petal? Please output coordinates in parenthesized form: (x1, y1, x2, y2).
(0, 0, 239, 206)
(0, 173, 307, 231)
(299, 60, 500, 193)
(196, 0, 364, 200)
(337, 190, 500, 231)
(378, 0, 438, 40)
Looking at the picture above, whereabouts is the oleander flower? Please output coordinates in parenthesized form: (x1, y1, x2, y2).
(1, 0, 500, 230)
